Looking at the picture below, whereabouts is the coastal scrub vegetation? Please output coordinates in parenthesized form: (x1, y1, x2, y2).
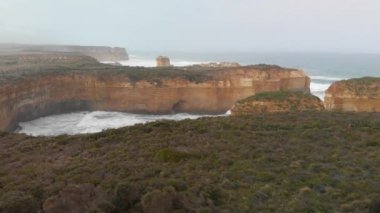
(238, 91, 320, 102)
(232, 91, 324, 115)
(0, 54, 213, 85)
(339, 77, 380, 97)
(0, 54, 300, 86)
(1, 112, 380, 212)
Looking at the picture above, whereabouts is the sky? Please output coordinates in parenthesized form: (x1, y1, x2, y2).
(1, 0, 380, 53)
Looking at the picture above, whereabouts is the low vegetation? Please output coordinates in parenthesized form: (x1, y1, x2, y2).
(246, 64, 296, 71)
(0, 54, 299, 86)
(1, 112, 380, 212)
(339, 77, 380, 97)
(232, 91, 324, 115)
(238, 91, 320, 102)
(0, 54, 213, 85)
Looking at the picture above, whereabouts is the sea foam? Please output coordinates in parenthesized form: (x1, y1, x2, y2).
(310, 76, 344, 81)
(310, 82, 331, 100)
(17, 111, 221, 136)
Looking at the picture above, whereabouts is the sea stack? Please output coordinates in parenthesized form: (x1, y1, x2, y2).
(156, 56, 171, 67)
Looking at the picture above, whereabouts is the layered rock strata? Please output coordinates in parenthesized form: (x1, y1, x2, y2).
(0, 53, 310, 130)
(325, 77, 380, 112)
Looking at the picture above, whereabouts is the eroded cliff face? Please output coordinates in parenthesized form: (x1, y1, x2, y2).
(230, 91, 324, 115)
(0, 54, 310, 130)
(325, 77, 380, 112)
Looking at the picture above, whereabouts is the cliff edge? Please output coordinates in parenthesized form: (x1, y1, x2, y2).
(230, 91, 324, 115)
(0, 53, 310, 130)
(0, 43, 129, 62)
(325, 77, 380, 112)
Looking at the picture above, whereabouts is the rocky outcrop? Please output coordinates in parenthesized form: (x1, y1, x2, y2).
(230, 91, 324, 115)
(0, 43, 129, 62)
(156, 56, 171, 67)
(0, 54, 310, 131)
(324, 77, 380, 112)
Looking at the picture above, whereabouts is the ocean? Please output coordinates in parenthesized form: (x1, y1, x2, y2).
(17, 52, 380, 136)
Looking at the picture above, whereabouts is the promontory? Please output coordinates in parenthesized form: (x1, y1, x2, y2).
(0, 43, 129, 62)
(0, 53, 310, 130)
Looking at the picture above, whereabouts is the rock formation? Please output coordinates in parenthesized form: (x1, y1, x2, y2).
(0, 53, 310, 131)
(0, 43, 129, 62)
(156, 56, 171, 67)
(324, 77, 380, 112)
(230, 91, 324, 115)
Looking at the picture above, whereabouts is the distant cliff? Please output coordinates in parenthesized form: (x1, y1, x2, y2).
(230, 91, 324, 115)
(0, 43, 129, 62)
(0, 53, 310, 130)
(325, 77, 380, 112)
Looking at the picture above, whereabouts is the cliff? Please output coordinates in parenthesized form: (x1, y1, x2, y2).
(0, 53, 310, 130)
(325, 77, 380, 112)
(0, 43, 129, 62)
(230, 91, 324, 115)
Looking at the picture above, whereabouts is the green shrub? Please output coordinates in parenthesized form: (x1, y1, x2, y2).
(0, 191, 40, 213)
(113, 182, 142, 211)
(155, 148, 199, 163)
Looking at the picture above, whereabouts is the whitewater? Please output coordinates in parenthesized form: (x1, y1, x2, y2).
(17, 112, 222, 136)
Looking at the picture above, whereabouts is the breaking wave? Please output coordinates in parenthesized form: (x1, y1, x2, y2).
(310, 76, 344, 81)
(310, 82, 331, 100)
(17, 111, 223, 136)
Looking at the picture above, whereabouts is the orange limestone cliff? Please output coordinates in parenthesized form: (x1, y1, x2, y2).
(0, 54, 310, 130)
(324, 77, 380, 112)
(230, 91, 324, 115)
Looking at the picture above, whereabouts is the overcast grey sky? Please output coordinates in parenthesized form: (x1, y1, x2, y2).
(1, 0, 380, 53)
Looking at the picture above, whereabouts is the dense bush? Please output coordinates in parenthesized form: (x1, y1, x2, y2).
(0, 112, 380, 212)
(240, 91, 320, 102)
(340, 77, 380, 97)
